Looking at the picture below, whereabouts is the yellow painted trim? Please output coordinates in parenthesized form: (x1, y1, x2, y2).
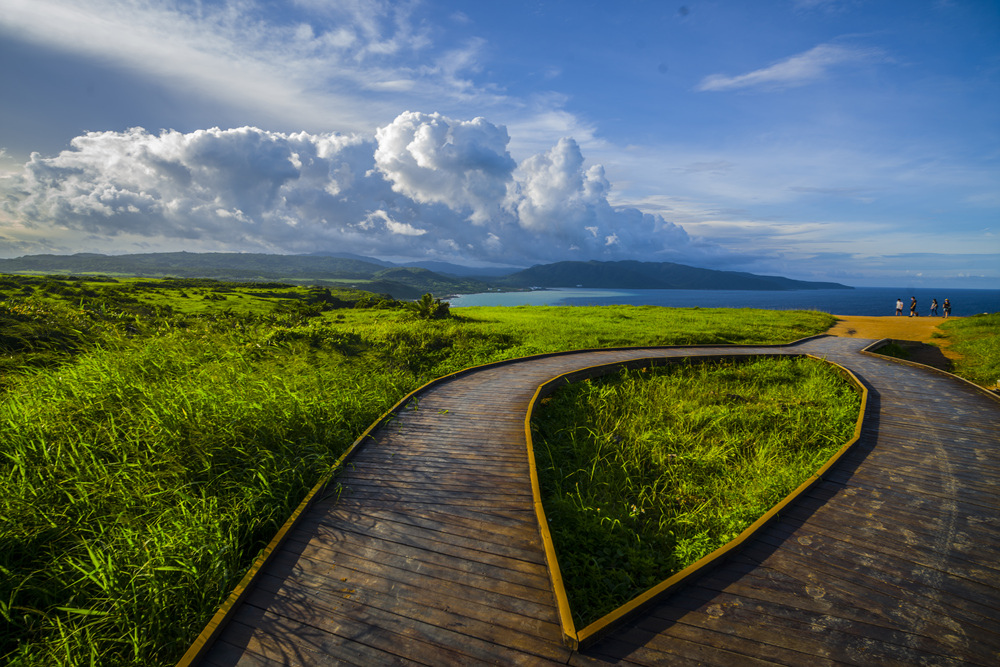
(862, 338, 1000, 404)
(524, 352, 869, 650)
(176, 369, 462, 666)
(177, 334, 832, 664)
(525, 382, 579, 650)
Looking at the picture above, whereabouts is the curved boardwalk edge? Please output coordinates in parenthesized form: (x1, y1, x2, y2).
(863, 338, 1000, 404)
(175, 336, 825, 666)
(177, 333, 1000, 666)
(522, 353, 869, 650)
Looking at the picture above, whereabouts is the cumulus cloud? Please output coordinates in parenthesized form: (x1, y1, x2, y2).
(374, 111, 516, 224)
(2, 112, 701, 264)
(698, 44, 881, 92)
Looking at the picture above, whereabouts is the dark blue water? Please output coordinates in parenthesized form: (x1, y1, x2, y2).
(449, 287, 1000, 317)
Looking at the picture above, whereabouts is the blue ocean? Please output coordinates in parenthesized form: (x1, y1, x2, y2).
(448, 287, 1000, 317)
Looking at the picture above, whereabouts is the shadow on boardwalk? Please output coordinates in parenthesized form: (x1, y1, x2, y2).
(183, 336, 1000, 667)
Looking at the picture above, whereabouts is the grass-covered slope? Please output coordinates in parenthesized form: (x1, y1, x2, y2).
(0, 254, 490, 299)
(940, 313, 1000, 390)
(499, 259, 852, 290)
(0, 274, 845, 666)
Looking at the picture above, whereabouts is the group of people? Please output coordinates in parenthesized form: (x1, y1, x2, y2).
(895, 296, 951, 317)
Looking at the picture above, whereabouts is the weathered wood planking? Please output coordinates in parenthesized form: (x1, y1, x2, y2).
(575, 337, 1000, 666)
(184, 337, 1000, 666)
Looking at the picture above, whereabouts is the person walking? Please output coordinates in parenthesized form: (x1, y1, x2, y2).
(930, 299, 939, 316)
(895, 298, 903, 315)
(909, 296, 918, 317)
(943, 298, 951, 318)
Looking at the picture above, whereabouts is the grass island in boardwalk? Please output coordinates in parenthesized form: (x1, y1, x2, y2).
(3, 1, 998, 663)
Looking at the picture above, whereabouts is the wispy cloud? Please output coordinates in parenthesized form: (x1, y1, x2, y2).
(697, 43, 881, 92)
(0, 0, 492, 133)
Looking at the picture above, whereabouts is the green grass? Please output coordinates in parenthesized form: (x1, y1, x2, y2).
(455, 305, 834, 352)
(940, 313, 1000, 389)
(531, 356, 861, 627)
(1, 323, 409, 665)
(0, 275, 844, 665)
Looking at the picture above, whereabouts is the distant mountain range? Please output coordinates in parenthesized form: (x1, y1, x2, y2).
(500, 260, 851, 291)
(0, 252, 851, 298)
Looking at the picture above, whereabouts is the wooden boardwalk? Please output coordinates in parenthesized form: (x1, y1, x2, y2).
(183, 336, 1000, 666)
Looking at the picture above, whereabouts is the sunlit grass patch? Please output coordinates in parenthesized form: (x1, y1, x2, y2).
(940, 313, 1000, 389)
(456, 305, 835, 353)
(0, 279, 845, 666)
(0, 327, 407, 665)
(531, 356, 860, 627)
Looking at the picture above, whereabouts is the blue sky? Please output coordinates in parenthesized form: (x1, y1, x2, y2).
(1, 0, 997, 287)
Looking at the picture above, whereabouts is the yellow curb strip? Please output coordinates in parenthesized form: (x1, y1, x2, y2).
(524, 352, 868, 649)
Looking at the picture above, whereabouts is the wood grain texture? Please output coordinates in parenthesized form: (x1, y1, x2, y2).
(187, 337, 1000, 666)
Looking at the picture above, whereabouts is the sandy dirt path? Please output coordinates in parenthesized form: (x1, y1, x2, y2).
(824, 314, 959, 370)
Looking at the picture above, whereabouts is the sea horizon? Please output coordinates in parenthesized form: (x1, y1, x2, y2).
(448, 286, 1000, 318)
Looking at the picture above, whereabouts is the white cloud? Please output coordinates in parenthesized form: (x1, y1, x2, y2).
(363, 210, 428, 236)
(1, 112, 705, 264)
(514, 138, 609, 233)
(374, 111, 516, 224)
(697, 43, 881, 92)
(508, 137, 692, 258)
(0, 0, 486, 134)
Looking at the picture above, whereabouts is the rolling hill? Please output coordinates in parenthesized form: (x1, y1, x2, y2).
(498, 260, 851, 291)
(0, 253, 851, 297)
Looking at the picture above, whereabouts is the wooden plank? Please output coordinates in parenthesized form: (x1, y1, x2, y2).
(336, 470, 533, 493)
(208, 618, 414, 667)
(861, 423, 1000, 448)
(266, 544, 558, 625)
(741, 532, 1000, 632)
(280, 523, 555, 598)
(252, 570, 571, 662)
(782, 498, 1000, 571)
(337, 455, 527, 476)
(302, 504, 547, 565)
(333, 485, 534, 509)
(582, 623, 822, 667)
(806, 481, 1000, 538)
(631, 597, 966, 667)
(825, 473, 999, 512)
(335, 476, 534, 500)
(320, 498, 538, 528)
(201, 639, 283, 667)
(260, 551, 562, 638)
(824, 469, 1000, 507)
(236, 585, 566, 666)
(379, 422, 530, 441)
(852, 432, 1000, 460)
(349, 448, 530, 468)
(228, 597, 479, 666)
(321, 505, 545, 552)
(765, 517, 1000, 603)
(655, 577, 989, 664)
(826, 463, 999, 493)
(691, 563, 998, 662)
(184, 339, 1000, 666)
(365, 430, 527, 449)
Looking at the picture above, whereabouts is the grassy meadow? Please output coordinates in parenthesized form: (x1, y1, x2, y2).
(1, 273, 992, 665)
(531, 357, 861, 627)
(940, 313, 1000, 389)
